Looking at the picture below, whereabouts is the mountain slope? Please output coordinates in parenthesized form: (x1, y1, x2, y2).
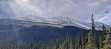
(0, 18, 109, 30)
(0, 19, 90, 44)
(0, 19, 108, 44)
(17, 16, 92, 29)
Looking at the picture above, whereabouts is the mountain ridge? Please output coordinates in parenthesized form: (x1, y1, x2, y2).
(0, 18, 109, 30)
(0, 18, 106, 43)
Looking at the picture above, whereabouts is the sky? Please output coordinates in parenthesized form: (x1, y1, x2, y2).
(0, 0, 111, 25)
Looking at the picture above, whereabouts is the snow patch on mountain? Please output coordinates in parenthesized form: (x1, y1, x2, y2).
(75, 21, 91, 29)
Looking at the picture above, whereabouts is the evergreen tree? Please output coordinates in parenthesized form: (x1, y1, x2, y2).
(103, 27, 111, 49)
(60, 35, 74, 49)
(53, 40, 60, 49)
(74, 31, 85, 49)
(99, 36, 103, 49)
(99, 25, 107, 49)
(87, 14, 97, 49)
(103, 25, 107, 35)
(75, 33, 81, 49)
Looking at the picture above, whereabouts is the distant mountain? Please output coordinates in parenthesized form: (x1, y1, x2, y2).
(0, 18, 109, 30)
(0, 19, 108, 44)
(0, 19, 90, 44)
(17, 16, 90, 29)
(0, 19, 67, 28)
(19, 16, 109, 30)
(0, 19, 106, 43)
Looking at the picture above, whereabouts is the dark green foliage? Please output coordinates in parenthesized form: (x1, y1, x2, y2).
(103, 27, 111, 49)
(87, 14, 97, 49)
(0, 28, 109, 49)
(99, 25, 107, 49)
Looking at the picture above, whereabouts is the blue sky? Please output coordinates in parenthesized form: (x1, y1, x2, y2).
(0, 0, 111, 25)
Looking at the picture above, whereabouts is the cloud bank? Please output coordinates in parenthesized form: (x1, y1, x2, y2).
(0, 0, 111, 25)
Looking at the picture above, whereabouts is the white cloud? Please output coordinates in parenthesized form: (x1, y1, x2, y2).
(9, 0, 44, 17)
(88, 2, 100, 8)
(97, 11, 111, 25)
(20, 0, 30, 3)
(0, 0, 111, 25)
(98, 14, 110, 22)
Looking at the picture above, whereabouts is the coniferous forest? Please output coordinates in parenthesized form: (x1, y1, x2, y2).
(0, 15, 111, 49)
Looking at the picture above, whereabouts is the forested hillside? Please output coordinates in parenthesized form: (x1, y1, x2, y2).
(0, 24, 89, 44)
(0, 15, 111, 49)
